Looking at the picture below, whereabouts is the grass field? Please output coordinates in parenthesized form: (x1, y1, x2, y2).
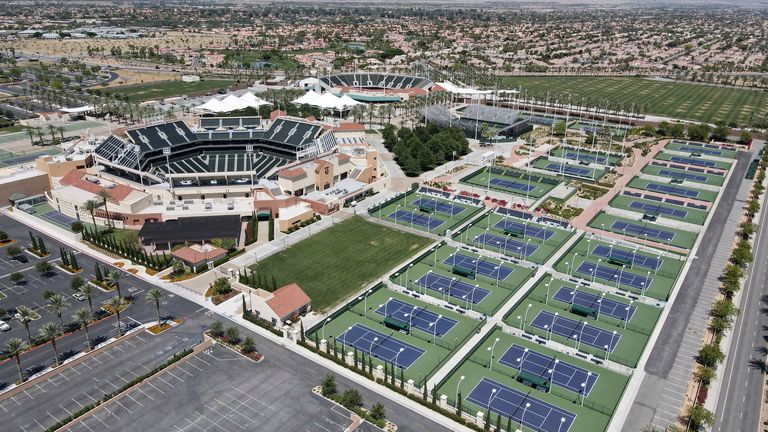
(109, 79, 235, 102)
(370, 192, 484, 235)
(454, 210, 574, 265)
(664, 140, 738, 159)
(531, 157, 607, 181)
(609, 194, 709, 225)
(438, 328, 629, 432)
(391, 243, 534, 315)
(308, 285, 481, 386)
(461, 166, 561, 199)
(654, 151, 733, 171)
(250, 216, 432, 311)
(588, 212, 698, 250)
(500, 76, 768, 125)
(641, 164, 725, 187)
(626, 177, 718, 202)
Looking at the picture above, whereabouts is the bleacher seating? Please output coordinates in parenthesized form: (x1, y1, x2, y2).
(319, 73, 433, 90)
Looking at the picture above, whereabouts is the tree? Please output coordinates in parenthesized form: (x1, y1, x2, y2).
(339, 389, 363, 410)
(225, 326, 240, 344)
(70, 275, 85, 291)
(685, 404, 714, 430)
(78, 284, 97, 312)
(321, 374, 337, 397)
(0, 230, 8, 242)
(698, 343, 725, 368)
(209, 321, 224, 337)
(84, 199, 100, 232)
(6, 245, 21, 257)
(240, 336, 256, 353)
(15, 305, 34, 344)
(73, 308, 93, 350)
(552, 120, 566, 137)
(96, 188, 113, 228)
(694, 365, 716, 386)
(46, 293, 70, 329)
(10, 272, 23, 285)
(369, 402, 386, 421)
(212, 277, 232, 295)
(145, 288, 164, 325)
(108, 296, 125, 337)
(94, 263, 103, 281)
(739, 131, 753, 144)
(107, 271, 122, 297)
(38, 322, 62, 366)
(5, 338, 27, 383)
(70, 221, 84, 233)
(36, 260, 52, 276)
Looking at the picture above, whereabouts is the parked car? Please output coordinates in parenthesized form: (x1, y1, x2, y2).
(73, 292, 86, 301)
(0, 321, 10, 331)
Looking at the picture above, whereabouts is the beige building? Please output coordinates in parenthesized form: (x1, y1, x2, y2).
(276, 153, 354, 196)
(0, 167, 51, 207)
(277, 203, 314, 232)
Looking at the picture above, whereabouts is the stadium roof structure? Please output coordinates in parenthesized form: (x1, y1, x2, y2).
(319, 73, 433, 91)
(435, 81, 494, 96)
(461, 104, 525, 126)
(138, 215, 241, 245)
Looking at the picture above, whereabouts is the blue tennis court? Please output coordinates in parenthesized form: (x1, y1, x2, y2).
(565, 151, 607, 164)
(680, 146, 722, 156)
(576, 262, 652, 290)
(645, 182, 700, 199)
(473, 233, 539, 257)
(443, 253, 514, 281)
(669, 156, 717, 168)
(375, 298, 457, 336)
(411, 197, 465, 216)
(545, 163, 592, 177)
(466, 378, 576, 432)
(414, 272, 491, 304)
(611, 220, 676, 242)
(552, 286, 637, 322)
(530, 311, 621, 352)
(628, 200, 688, 218)
(388, 209, 445, 230)
(494, 219, 555, 240)
(499, 344, 599, 395)
(657, 169, 708, 182)
(489, 177, 535, 192)
(591, 244, 661, 270)
(41, 210, 76, 226)
(337, 324, 424, 369)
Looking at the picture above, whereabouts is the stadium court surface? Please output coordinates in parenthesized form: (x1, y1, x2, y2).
(388, 209, 445, 230)
(493, 219, 556, 240)
(628, 201, 687, 218)
(590, 244, 661, 270)
(576, 262, 653, 291)
(499, 344, 599, 395)
(473, 233, 539, 257)
(489, 177, 536, 193)
(466, 377, 576, 432)
(415, 272, 491, 304)
(611, 220, 675, 242)
(412, 197, 466, 216)
(337, 324, 424, 369)
(375, 298, 457, 336)
(530, 311, 621, 352)
(552, 286, 637, 322)
(545, 163, 592, 177)
(443, 252, 514, 281)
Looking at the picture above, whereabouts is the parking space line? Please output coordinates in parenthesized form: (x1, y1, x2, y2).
(313, 422, 334, 432)
(90, 356, 103, 365)
(166, 370, 184, 382)
(82, 392, 98, 404)
(184, 361, 202, 371)
(144, 381, 166, 395)
(184, 418, 206, 431)
(58, 372, 71, 381)
(125, 393, 144, 407)
(136, 387, 154, 401)
(232, 387, 273, 409)
(101, 350, 115, 359)
(155, 375, 175, 388)
(80, 361, 92, 369)
(117, 375, 131, 383)
(192, 356, 211, 366)
(23, 389, 35, 399)
(90, 412, 111, 429)
(123, 340, 136, 348)
(134, 335, 147, 343)
(11, 395, 22, 405)
(79, 419, 96, 432)
(0, 402, 8, 413)
(59, 404, 74, 416)
(112, 345, 125, 353)
(35, 384, 47, 393)
(215, 397, 264, 416)
(72, 398, 85, 408)
(48, 411, 61, 424)
(175, 365, 194, 376)
(114, 399, 133, 414)
(34, 418, 46, 431)
(69, 366, 82, 375)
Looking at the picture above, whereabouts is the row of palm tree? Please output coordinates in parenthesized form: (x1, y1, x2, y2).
(5, 286, 165, 384)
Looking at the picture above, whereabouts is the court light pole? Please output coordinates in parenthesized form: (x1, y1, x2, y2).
(321, 317, 331, 341)
(433, 315, 442, 343)
(624, 301, 633, 329)
(369, 337, 378, 356)
(455, 375, 465, 409)
(394, 347, 404, 369)
(425, 270, 432, 295)
(549, 359, 560, 393)
(405, 263, 414, 288)
(524, 303, 532, 329)
(487, 337, 500, 371)
(548, 312, 559, 340)
(596, 292, 605, 320)
(545, 282, 551, 305)
(558, 417, 567, 432)
(520, 402, 531, 429)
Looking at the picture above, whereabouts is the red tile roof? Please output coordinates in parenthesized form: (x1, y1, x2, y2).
(332, 122, 366, 132)
(171, 244, 227, 265)
(59, 169, 135, 202)
(278, 167, 306, 179)
(269, 110, 287, 120)
(266, 283, 311, 319)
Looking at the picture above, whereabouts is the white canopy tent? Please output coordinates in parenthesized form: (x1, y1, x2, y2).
(292, 91, 365, 111)
(194, 92, 271, 114)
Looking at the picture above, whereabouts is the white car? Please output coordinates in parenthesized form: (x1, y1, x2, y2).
(73, 292, 86, 301)
(179, 180, 194, 186)
(209, 179, 219, 185)
(234, 178, 250, 184)
(0, 321, 10, 331)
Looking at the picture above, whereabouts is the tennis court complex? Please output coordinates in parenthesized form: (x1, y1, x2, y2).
(370, 191, 483, 234)
(609, 194, 708, 225)
(460, 166, 561, 199)
(588, 212, 698, 250)
(626, 177, 718, 202)
(454, 210, 574, 264)
(654, 151, 732, 170)
(641, 164, 725, 187)
(531, 157, 607, 181)
(665, 140, 738, 159)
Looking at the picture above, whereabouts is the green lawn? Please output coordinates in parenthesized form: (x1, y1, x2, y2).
(500, 76, 768, 125)
(251, 216, 432, 311)
(109, 79, 235, 102)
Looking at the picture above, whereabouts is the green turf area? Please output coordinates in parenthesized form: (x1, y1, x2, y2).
(664, 140, 738, 159)
(641, 164, 725, 186)
(626, 177, 718, 202)
(390, 243, 534, 316)
(308, 285, 482, 386)
(550, 145, 624, 166)
(609, 194, 709, 225)
(505, 299, 649, 368)
(531, 157, 607, 181)
(438, 328, 628, 432)
(109, 79, 235, 102)
(250, 216, 432, 311)
(653, 151, 733, 171)
(588, 211, 698, 250)
(500, 76, 768, 125)
(0, 125, 28, 136)
(524, 274, 663, 334)
(453, 210, 575, 265)
(460, 166, 560, 199)
(370, 192, 484, 235)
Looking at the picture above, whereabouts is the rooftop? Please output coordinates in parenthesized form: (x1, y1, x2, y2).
(266, 283, 311, 319)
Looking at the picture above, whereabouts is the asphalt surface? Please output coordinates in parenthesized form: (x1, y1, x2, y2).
(0, 215, 451, 432)
(714, 150, 768, 431)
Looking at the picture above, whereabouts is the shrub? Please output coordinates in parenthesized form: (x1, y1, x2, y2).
(70, 221, 84, 233)
(6, 245, 21, 257)
(209, 321, 224, 337)
(240, 336, 256, 353)
(225, 326, 240, 344)
(339, 389, 363, 410)
(321, 374, 337, 397)
(9, 272, 23, 284)
(212, 277, 232, 295)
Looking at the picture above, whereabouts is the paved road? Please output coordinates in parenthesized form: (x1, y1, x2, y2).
(714, 145, 768, 432)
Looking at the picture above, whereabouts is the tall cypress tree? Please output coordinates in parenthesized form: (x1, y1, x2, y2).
(70, 251, 78, 269)
(37, 236, 47, 254)
(456, 392, 462, 415)
(29, 231, 37, 251)
(95, 263, 103, 281)
(399, 368, 404, 389)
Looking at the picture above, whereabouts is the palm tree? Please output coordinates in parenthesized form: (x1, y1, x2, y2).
(46, 293, 69, 329)
(15, 305, 34, 344)
(78, 284, 97, 312)
(84, 199, 100, 233)
(145, 288, 164, 325)
(4, 338, 27, 383)
(38, 322, 61, 367)
(73, 308, 93, 350)
(96, 188, 112, 229)
(108, 296, 124, 337)
(107, 270, 122, 298)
